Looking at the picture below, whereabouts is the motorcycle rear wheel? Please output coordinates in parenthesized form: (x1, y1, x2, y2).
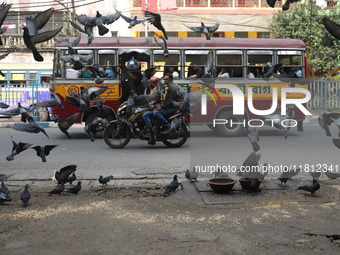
(162, 124, 188, 148)
(104, 123, 131, 149)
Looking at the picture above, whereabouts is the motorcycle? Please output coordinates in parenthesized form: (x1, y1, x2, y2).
(103, 101, 190, 148)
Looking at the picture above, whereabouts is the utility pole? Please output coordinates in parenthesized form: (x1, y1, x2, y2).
(145, 0, 148, 37)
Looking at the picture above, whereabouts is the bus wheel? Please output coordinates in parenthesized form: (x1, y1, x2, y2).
(215, 110, 245, 137)
(30, 107, 50, 121)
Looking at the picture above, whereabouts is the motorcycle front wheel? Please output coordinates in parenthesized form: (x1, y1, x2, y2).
(162, 124, 188, 148)
(103, 122, 131, 149)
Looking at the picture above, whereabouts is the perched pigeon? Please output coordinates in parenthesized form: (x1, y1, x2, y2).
(65, 173, 76, 185)
(239, 152, 262, 187)
(247, 128, 260, 152)
(0, 181, 10, 199)
(163, 175, 179, 196)
(277, 167, 300, 186)
(31, 92, 65, 110)
(120, 13, 145, 28)
(85, 123, 101, 142)
(185, 22, 219, 40)
(214, 167, 229, 179)
(145, 11, 168, 40)
(20, 184, 31, 207)
(99, 175, 113, 186)
(66, 181, 81, 195)
(6, 139, 33, 161)
(48, 183, 64, 196)
(32, 145, 58, 162)
(154, 36, 168, 58)
(298, 179, 320, 196)
(12, 116, 49, 138)
(323, 17, 340, 40)
(325, 170, 340, 179)
(23, 8, 63, 61)
(185, 168, 199, 181)
(75, 10, 120, 36)
(277, 171, 289, 187)
(0, 2, 11, 45)
(55, 112, 80, 139)
(55, 165, 77, 185)
(0, 173, 14, 182)
(55, 36, 81, 55)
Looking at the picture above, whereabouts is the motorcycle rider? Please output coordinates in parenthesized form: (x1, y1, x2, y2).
(151, 73, 189, 140)
(142, 77, 162, 145)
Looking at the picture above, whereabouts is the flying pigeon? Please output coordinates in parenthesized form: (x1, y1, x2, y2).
(185, 22, 219, 40)
(6, 139, 33, 161)
(120, 13, 145, 28)
(61, 50, 93, 70)
(55, 36, 81, 55)
(325, 170, 340, 179)
(298, 179, 320, 196)
(0, 102, 35, 122)
(92, 64, 108, 84)
(32, 145, 58, 162)
(75, 10, 120, 36)
(323, 17, 340, 40)
(0, 51, 11, 76)
(66, 181, 81, 195)
(31, 91, 65, 110)
(99, 175, 113, 186)
(65, 173, 76, 185)
(55, 165, 77, 185)
(55, 112, 80, 139)
(0, 2, 11, 45)
(48, 183, 64, 196)
(154, 36, 168, 58)
(248, 128, 260, 152)
(145, 11, 168, 40)
(0, 173, 14, 182)
(20, 184, 31, 207)
(309, 171, 321, 180)
(70, 19, 94, 45)
(12, 115, 49, 138)
(85, 123, 101, 142)
(163, 175, 179, 196)
(263, 63, 282, 80)
(23, 8, 63, 61)
(0, 101, 9, 108)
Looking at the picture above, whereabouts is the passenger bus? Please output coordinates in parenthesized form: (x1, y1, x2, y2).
(51, 37, 308, 135)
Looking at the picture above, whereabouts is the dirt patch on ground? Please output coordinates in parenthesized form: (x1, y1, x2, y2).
(1, 180, 340, 255)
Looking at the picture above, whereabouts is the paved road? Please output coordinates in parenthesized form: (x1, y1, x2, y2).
(0, 123, 338, 181)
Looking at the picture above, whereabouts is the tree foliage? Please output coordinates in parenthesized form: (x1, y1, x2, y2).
(269, 3, 340, 77)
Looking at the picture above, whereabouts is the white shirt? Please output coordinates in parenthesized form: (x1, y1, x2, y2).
(247, 72, 255, 79)
(218, 72, 229, 78)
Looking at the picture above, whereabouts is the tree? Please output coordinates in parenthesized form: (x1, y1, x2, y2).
(269, 3, 340, 77)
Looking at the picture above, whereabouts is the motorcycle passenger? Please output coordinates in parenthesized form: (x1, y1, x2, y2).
(142, 77, 162, 145)
(153, 73, 188, 134)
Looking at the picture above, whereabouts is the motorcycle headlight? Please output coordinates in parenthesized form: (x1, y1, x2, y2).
(118, 105, 127, 117)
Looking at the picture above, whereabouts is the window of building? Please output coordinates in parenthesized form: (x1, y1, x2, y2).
(216, 50, 243, 78)
(153, 50, 181, 79)
(257, 32, 270, 38)
(235, 32, 248, 38)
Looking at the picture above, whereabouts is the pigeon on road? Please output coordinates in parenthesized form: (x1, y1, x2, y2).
(32, 145, 58, 162)
(55, 165, 77, 185)
(163, 175, 179, 196)
(99, 175, 113, 186)
(48, 183, 65, 196)
(65, 173, 76, 185)
(248, 128, 260, 152)
(20, 184, 31, 207)
(185, 168, 199, 181)
(66, 181, 82, 195)
(298, 179, 320, 196)
(23, 8, 63, 61)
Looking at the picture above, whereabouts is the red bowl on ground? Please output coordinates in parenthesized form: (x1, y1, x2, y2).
(239, 178, 261, 191)
(207, 178, 237, 193)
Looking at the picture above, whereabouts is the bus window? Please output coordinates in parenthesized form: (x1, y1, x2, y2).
(62, 49, 94, 79)
(278, 51, 303, 76)
(153, 50, 181, 79)
(247, 50, 273, 78)
(185, 50, 209, 78)
(216, 50, 243, 78)
(98, 50, 117, 78)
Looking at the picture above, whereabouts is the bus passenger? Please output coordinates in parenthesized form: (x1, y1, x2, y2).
(80, 67, 93, 78)
(188, 66, 204, 78)
(217, 67, 229, 78)
(66, 67, 81, 79)
(285, 62, 302, 77)
(105, 66, 116, 78)
(169, 66, 179, 78)
(247, 68, 255, 79)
